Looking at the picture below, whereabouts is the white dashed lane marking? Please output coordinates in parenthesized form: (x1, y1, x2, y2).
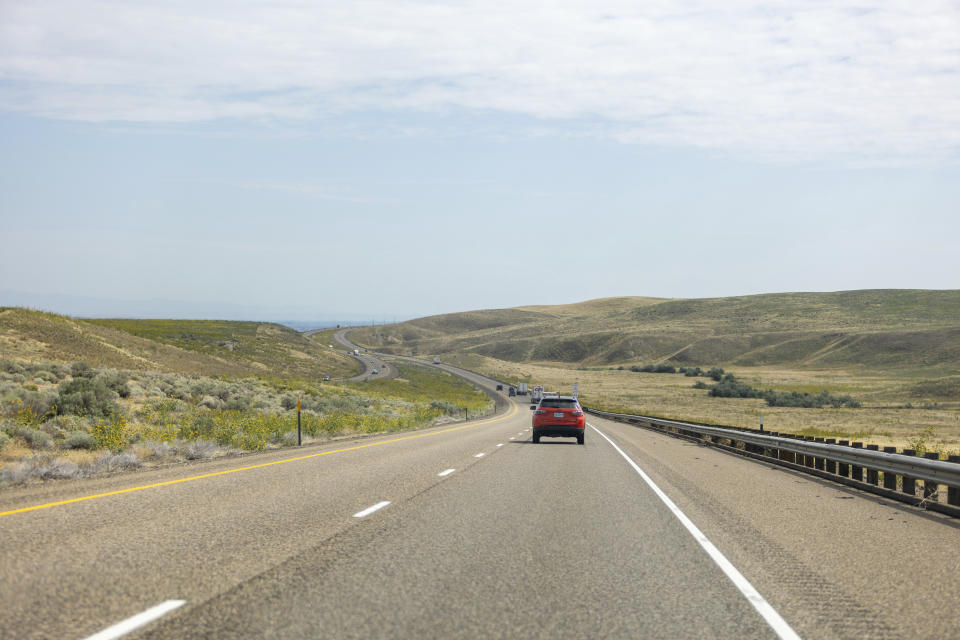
(83, 600, 186, 640)
(353, 501, 391, 518)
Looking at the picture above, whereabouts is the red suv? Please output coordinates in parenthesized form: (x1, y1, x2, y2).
(531, 396, 585, 444)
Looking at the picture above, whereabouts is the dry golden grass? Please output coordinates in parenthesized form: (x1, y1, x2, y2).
(354, 290, 960, 370)
(0, 309, 360, 380)
(460, 353, 960, 452)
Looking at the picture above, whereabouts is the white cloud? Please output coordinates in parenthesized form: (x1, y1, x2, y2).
(1, 0, 958, 163)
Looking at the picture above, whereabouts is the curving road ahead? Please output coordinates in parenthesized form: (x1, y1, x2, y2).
(331, 328, 398, 381)
(1, 368, 959, 639)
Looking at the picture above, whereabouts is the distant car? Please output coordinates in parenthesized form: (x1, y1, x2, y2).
(508, 387, 516, 397)
(371, 369, 379, 375)
(530, 396, 585, 445)
(322, 375, 330, 381)
(496, 384, 503, 391)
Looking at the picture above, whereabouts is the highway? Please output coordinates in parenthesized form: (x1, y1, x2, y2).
(2, 380, 959, 638)
(330, 328, 395, 381)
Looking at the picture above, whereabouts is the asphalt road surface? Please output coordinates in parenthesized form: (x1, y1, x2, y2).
(2, 391, 959, 639)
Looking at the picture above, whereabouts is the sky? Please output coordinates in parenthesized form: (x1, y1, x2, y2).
(1, 1, 958, 323)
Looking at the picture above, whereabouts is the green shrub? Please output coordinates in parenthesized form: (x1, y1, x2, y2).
(20, 426, 52, 449)
(706, 367, 725, 381)
(703, 373, 861, 408)
(35, 370, 58, 383)
(70, 362, 95, 378)
(96, 371, 131, 398)
(15, 390, 58, 421)
(40, 422, 66, 440)
(0, 430, 10, 450)
(57, 377, 120, 417)
(222, 395, 250, 411)
(637, 364, 676, 374)
(1, 361, 24, 375)
(63, 431, 96, 450)
(430, 400, 460, 415)
(764, 390, 861, 409)
(709, 375, 765, 399)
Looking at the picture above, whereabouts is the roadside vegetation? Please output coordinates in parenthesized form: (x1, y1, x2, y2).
(0, 359, 492, 487)
(455, 352, 960, 454)
(701, 373, 862, 408)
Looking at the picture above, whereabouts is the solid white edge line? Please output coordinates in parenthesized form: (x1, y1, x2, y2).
(588, 423, 802, 640)
(438, 468, 456, 477)
(496, 443, 504, 447)
(474, 453, 485, 458)
(353, 500, 391, 518)
(83, 600, 186, 640)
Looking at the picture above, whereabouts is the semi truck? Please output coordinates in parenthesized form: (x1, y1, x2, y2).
(530, 385, 544, 404)
(517, 382, 528, 395)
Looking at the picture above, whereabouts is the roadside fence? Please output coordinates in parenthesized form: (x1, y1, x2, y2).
(584, 407, 960, 518)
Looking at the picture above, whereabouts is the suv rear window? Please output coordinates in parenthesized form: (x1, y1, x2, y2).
(540, 399, 578, 409)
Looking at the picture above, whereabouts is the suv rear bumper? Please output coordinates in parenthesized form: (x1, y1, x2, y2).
(533, 425, 584, 438)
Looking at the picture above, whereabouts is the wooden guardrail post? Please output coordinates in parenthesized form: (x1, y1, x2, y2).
(865, 445, 879, 485)
(765, 433, 778, 459)
(778, 433, 791, 462)
(901, 449, 917, 497)
(851, 442, 864, 481)
(783, 434, 794, 462)
(923, 452, 940, 502)
(814, 438, 826, 470)
(825, 439, 837, 474)
(837, 440, 850, 477)
(803, 437, 815, 468)
(882, 446, 898, 490)
(949, 455, 960, 507)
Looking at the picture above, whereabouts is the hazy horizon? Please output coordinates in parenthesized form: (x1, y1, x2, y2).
(5, 286, 960, 330)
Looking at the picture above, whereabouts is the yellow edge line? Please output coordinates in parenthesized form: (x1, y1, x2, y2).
(1, 401, 519, 518)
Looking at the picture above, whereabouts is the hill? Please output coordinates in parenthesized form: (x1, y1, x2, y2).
(349, 290, 960, 372)
(0, 308, 359, 379)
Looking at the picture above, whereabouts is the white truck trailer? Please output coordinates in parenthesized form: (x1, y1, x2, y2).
(530, 385, 544, 404)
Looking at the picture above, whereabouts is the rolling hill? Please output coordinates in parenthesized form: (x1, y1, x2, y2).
(0, 308, 359, 379)
(349, 290, 960, 372)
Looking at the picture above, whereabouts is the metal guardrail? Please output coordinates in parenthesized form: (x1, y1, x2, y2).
(584, 407, 960, 517)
